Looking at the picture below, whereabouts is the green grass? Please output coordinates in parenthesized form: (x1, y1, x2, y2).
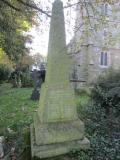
(75, 92, 90, 119)
(0, 83, 90, 132)
(0, 83, 91, 160)
(0, 83, 38, 133)
(76, 93, 90, 107)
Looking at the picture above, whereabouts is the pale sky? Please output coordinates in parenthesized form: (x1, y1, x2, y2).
(28, 0, 77, 57)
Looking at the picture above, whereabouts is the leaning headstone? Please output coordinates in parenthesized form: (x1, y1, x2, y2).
(31, 0, 90, 158)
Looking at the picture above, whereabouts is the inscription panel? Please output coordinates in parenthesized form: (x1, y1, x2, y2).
(43, 88, 77, 122)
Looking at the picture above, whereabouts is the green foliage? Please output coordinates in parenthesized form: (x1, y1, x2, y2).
(0, 0, 36, 63)
(0, 48, 13, 66)
(70, 149, 90, 160)
(0, 48, 13, 82)
(76, 71, 120, 160)
(21, 71, 33, 87)
(0, 64, 12, 83)
(75, 90, 90, 119)
(10, 65, 33, 88)
(92, 70, 120, 117)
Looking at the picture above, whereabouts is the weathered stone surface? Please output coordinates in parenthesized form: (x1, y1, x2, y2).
(70, 1, 120, 89)
(31, 0, 90, 159)
(31, 125, 89, 159)
(34, 115, 84, 145)
(0, 136, 4, 159)
(37, 84, 78, 123)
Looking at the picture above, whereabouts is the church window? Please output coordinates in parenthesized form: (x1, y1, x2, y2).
(100, 52, 108, 66)
(105, 4, 108, 15)
(101, 3, 108, 16)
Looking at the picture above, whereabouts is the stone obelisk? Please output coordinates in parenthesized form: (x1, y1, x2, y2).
(31, 0, 89, 158)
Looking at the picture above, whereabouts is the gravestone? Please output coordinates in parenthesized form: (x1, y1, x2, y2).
(31, 69, 40, 100)
(31, 0, 90, 158)
(31, 66, 46, 100)
(0, 136, 4, 159)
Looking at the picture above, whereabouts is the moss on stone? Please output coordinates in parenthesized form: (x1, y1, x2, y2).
(31, 0, 90, 158)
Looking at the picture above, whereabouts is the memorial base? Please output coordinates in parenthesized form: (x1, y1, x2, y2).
(31, 123, 90, 159)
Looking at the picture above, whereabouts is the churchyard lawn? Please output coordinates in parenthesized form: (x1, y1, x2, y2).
(0, 83, 90, 159)
(0, 83, 38, 159)
(0, 83, 38, 133)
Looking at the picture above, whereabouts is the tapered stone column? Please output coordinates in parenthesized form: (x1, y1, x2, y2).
(31, 0, 89, 159)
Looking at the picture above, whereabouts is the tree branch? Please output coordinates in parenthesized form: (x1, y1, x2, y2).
(64, 1, 82, 9)
(83, 0, 93, 29)
(1, 0, 51, 17)
(17, 0, 51, 17)
(1, 0, 21, 11)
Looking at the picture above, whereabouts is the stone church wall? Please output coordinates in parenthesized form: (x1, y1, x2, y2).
(69, 1, 120, 89)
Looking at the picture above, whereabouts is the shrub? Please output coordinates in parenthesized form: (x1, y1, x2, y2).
(76, 70, 120, 160)
(0, 64, 12, 83)
(21, 71, 33, 87)
(10, 67, 33, 88)
(0, 48, 13, 83)
(92, 70, 120, 129)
